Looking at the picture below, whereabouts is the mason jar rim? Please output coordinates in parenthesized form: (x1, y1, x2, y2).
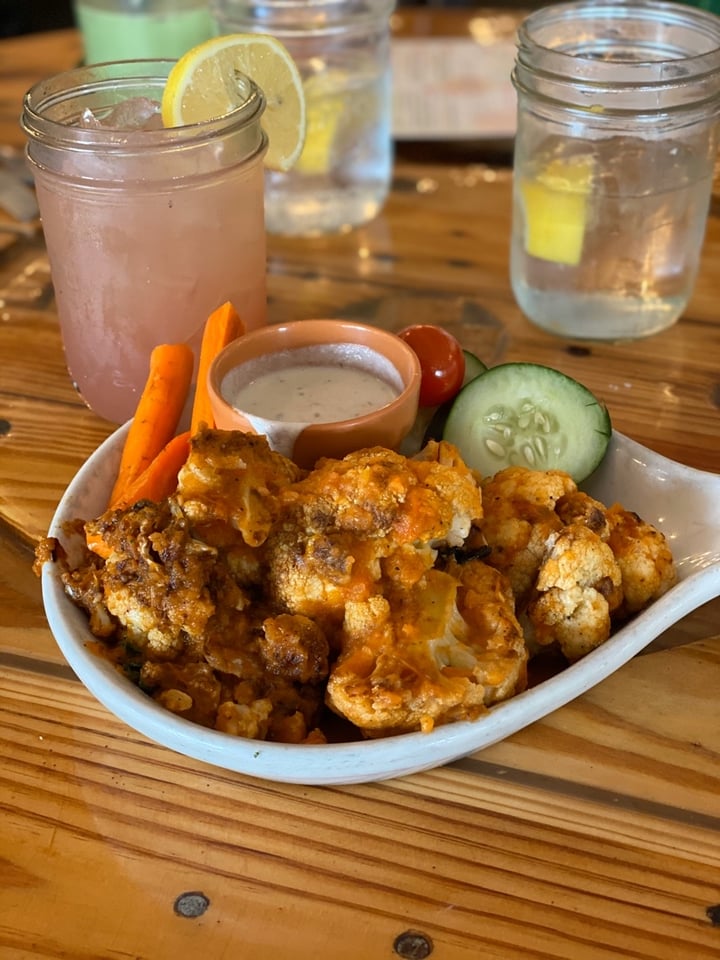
(513, 0, 720, 116)
(21, 58, 266, 154)
(516, 0, 720, 78)
(80, 0, 207, 9)
(216, 0, 391, 7)
(210, 0, 396, 36)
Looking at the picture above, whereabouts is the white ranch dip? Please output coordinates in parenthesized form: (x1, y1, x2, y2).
(220, 343, 404, 423)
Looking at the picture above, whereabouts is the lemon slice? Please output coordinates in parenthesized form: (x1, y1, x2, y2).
(294, 70, 347, 175)
(161, 33, 306, 172)
(520, 155, 594, 266)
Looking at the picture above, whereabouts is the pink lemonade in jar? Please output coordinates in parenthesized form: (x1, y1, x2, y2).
(22, 62, 268, 424)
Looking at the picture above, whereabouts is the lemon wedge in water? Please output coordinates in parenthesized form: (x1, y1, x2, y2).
(294, 70, 346, 175)
(161, 33, 306, 172)
(520, 155, 594, 266)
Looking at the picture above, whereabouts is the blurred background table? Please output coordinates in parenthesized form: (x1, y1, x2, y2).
(1, 14, 720, 960)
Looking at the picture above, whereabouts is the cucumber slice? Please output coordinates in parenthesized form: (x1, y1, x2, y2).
(422, 350, 489, 443)
(442, 362, 611, 481)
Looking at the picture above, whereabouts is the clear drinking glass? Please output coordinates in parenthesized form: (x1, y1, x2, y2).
(73, 0, 215, 63)
(211, 0, 395, 237)
(510, 0, 720, 341)
(21, 61, 267, 424)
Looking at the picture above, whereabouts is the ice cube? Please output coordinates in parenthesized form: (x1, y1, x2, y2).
(79, 97, 162, 132)
(79, 107, 102, 129)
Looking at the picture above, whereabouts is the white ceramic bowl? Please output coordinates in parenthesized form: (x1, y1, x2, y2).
(41, 428, 720, 785)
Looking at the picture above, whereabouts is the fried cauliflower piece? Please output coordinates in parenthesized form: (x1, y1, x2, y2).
(263, 529, 385, 633)
(555, 490, 612, 539)
(480, 466, 577, 603)
(326, 562, 527, 737)
(58, 545, 117, 638)
(85, 499, 218, 658)
(445, 556, 528, 701)
(261, 613, 330, 684)
(411, 440, 485, 546)
(177, 427, 303, 547)
(136, 604, 328, 742)
(201, 605, 267, 682)
(606, 503, 678, 616)
(140, 660, 224, 727)
(525, 524, 623, 662)
(477, 465, 677, 663)
(553, 491, 677, 625)
(215, 698, 274, 739)
(265, 442, 483, 631)
(285, 442, 481, 547)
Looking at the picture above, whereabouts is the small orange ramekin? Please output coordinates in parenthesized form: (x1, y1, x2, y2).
(207, 318, 422, 468)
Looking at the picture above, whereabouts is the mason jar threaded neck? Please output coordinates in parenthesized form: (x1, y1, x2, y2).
(210, 0, 396, 38)
(513, 0, 720, 116)
(21, 59, 267, 181)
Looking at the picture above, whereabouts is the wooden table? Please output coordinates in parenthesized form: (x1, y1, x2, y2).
(2, 19, 720, 960)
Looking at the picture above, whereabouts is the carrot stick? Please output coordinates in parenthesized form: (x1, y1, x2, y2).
(108, 342, 193, 508)
(88, 431, 191, 560)
(190, 300, 244, 434)
(85, 529, 112, 561)
(112, 430, 191, 511)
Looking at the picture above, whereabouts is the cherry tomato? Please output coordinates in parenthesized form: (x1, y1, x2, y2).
(397, 324, 466, 407)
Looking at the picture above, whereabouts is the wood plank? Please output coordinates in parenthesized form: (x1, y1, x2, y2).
(459, 636, 720, 820)
(0, 535, 59, 663)
(0, 397, 114, 545)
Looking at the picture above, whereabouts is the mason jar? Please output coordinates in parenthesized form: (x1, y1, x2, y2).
(212, 0, 396, 237)
(73, 0, 215, 63)
(510, 0, 720, 341)
(22, 60, 267, 424)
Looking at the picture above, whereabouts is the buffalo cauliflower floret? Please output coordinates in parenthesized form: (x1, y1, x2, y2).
(177, 427, 303, 547)
(261, 613, 330, 684)
(525, 524, 623, 661)
(59, 550, 117, 638)
(263, 530, 384, 634)
(200, 605, 267, 683)
(326, 562, 526, 737)
(480, 466, 577, 604)
(283, 442, 481, 547)
(606, 503, 678, 616)
(86, 499, 218, 658)
(555, 490, 611, 539)
(215, 698, 274, 739)
(264, 442, 483, 633)
(411, 439, 484, 546)
(445, 556, 528, 701)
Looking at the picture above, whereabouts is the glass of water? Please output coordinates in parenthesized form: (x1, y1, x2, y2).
(510, 0, 720, 341)
(211, 0, 395, 237)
